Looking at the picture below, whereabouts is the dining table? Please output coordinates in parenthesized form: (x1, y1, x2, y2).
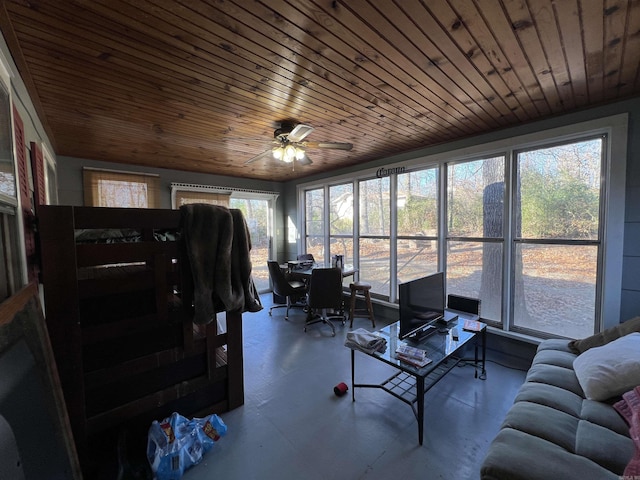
(284, 261, 358, 280)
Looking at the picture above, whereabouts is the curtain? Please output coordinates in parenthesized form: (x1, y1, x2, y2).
(175, 190, 230, 207)
(83, 168, 160, 208)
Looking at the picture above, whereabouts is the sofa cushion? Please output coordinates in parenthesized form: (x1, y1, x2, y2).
(525, 363, 584, 396)
(514, 382, 584, 417)
(530, 347, 576, 370)
(569, 316, 640, 354)
(499, 401, 633, 474)
(481, 428, 624, 480)
(500, 402, 579, 452)
(573, 333, 640, 401)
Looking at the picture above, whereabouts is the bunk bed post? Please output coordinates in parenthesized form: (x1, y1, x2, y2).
(226, 310, 244, 409)
(38, 205, 88, 460)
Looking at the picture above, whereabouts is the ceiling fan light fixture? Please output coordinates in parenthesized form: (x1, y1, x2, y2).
(283, 144, 297, 163)
(272, 146, 284, 160)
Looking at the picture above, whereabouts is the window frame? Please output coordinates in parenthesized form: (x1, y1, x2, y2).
(297, 114, 627, 338)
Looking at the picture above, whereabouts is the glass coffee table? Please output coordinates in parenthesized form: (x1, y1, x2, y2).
(350, 318, 486, 445)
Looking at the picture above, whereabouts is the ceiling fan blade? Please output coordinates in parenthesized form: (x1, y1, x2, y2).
(297, 152, 313, 166)
(244, 149, 273, 165)
(287, 124, 314, 142)
(302, 141, 353, 151)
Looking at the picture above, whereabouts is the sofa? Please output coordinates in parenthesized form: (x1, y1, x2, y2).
(481, 330, 640, 480)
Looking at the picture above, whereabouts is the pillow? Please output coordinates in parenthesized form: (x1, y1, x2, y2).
(573, 332, 640, 401)
(614, 387, 640, 476)
(569, 316, 640, 354)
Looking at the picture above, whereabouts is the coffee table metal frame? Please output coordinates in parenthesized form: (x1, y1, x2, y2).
(350, 318, 486, 445)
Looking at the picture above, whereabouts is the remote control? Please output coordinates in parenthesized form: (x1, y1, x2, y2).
(451, 328, 459, 340)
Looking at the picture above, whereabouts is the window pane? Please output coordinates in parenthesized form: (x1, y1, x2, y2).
(359, 238, 390, 297)
(448, 156, 505, 238)
(447, 240, 503, 322)
(305, 189, 324, 236)
(513, 244, 597, 338)
(306, 237, 324, 262)
(330, 237, 353, 265)
(330, 183, 353, 235)
(397, 168, 438, 237)
(98, 179, 148, 208)
(0, 81, 15, 198)
(517, 139, 602, 240)
(397, 238, 437, 284)
(230, 198, 270, 292)
(329, 237, 353, 287)
(359, 177, 390, 236)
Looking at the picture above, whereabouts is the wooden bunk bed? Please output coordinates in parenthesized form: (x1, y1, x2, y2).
(38, 205, 244, 473)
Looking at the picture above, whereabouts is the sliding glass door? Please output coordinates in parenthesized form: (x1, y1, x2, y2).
(229, 197, 272, 292)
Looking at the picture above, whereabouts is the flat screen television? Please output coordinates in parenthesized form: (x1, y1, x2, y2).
(398, 272, 446, 340)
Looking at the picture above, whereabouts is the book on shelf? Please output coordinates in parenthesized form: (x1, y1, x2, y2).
(463, 319, 484, 332)
(397, 354, 432, 368)
(395, 344, 427, 361)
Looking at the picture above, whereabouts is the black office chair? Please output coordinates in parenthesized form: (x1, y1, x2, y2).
(267, 261, 308, 320)
(305, 267, 345, 336)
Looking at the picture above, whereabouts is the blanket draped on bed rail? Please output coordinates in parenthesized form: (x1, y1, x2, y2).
(180, 204, 263, 324)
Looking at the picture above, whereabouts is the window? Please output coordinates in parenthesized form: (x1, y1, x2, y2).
(83, 168, 160, 208)
(304, 188, 325, 260)
(512, 138, 603, 338)
(446, 156, 505, 324)
(43, 146, 58, 205)
(0, 69, 22, 300)
(359, 177, 390, 296)
(298, 115, 627, 339)
(397, 168, 439, 289)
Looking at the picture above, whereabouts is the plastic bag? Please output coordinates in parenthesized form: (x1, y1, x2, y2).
(146, 412, 227, 480)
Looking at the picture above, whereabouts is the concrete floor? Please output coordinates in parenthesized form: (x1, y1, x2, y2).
(179, 294, 529, 480)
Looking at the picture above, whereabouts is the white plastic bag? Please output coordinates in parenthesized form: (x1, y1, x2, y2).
(146, 412, 227, 480)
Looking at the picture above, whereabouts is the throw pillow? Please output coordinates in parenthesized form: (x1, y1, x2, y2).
(573, 332, 640, 401)
(614, 387, 640, 476)
(568, 316, 640, 354)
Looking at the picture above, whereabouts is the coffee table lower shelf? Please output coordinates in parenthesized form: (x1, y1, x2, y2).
(351, 354, 462, 445)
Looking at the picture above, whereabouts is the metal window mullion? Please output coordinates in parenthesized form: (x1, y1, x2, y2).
(505, 149, 516, 332)
(353, 180, 360, 282)
(595, 134, 608, 333)
(440, 164, 447, 273)
(324, 185, 330, 264)
(390, 173, 398, 302)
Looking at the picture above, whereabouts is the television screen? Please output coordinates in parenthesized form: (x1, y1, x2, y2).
(398, 272, 445, 340)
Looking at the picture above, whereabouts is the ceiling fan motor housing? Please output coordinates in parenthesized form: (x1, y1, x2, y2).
(274, 121, 296, 139)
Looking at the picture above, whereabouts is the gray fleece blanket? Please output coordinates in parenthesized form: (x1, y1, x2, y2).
(180, 204, 263, 324)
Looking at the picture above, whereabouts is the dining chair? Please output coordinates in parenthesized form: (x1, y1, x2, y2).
(267, 261, 308, 320)
(296, 253, 315, 272)
(305, 267, 345, 336)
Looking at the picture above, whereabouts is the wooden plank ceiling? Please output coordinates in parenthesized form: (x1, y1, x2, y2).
(1, 0, 639, 182)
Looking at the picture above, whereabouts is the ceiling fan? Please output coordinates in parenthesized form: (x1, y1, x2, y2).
(244, 121, 353, 166)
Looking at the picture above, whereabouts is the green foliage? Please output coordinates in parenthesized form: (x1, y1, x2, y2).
(397, 196, 437, 234)
(520, 170, 599, 239)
